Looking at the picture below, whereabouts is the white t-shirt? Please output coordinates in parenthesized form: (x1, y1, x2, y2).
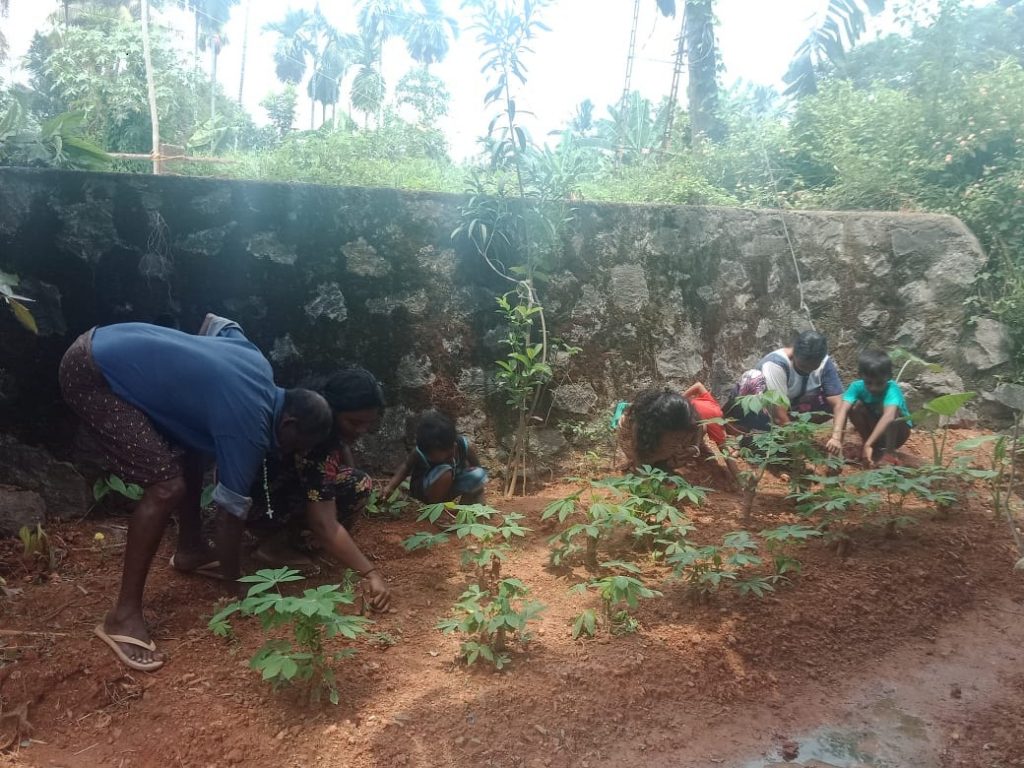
(760, 349, 844, 402)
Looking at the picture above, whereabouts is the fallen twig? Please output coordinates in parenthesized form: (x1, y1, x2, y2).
(0, 630, 69, 638)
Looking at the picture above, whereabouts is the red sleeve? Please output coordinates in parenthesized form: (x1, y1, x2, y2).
(689, 391, 726, 447)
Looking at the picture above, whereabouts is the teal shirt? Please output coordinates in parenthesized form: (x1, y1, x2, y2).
(842, 379, 911, 423)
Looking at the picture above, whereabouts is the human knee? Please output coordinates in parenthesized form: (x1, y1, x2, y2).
(148, 476, 187, 504)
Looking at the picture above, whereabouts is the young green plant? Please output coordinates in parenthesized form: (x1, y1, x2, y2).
(208, 567, 368, 705)
(570, 560, 662, 637)
(437, 577, 545, 669)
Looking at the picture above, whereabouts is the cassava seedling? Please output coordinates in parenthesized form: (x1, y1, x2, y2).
(666, 531, 775, 599)
(570, 560, 662, 636)
(727, 392, 842, 521)
(403, 503, 528, 589)
(209, 568, 368, 705)
(758, 524, 820, 576)
(546, 472, 703, 568)
(437, 577, 545, 669)
(18, 524, 58, 572)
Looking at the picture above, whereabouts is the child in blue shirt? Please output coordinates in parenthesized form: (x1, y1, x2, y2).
(382, 411, 488, 504)
(827, 349, 912, 466)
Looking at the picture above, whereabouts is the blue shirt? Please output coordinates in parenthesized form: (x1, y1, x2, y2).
(842, 379, 912, 423)
(91, 322, 284, 518)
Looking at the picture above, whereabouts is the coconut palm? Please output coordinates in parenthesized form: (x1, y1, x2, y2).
(784, 0, 887, 95)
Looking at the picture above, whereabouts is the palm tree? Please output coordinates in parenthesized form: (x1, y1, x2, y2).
(346, 28, 385, 128)
(683, 0, 722, 141)
(0, 0, 10, 63)
(784, 0, 887, 95)
(266, 6, 348, 130)
(189, 0, 240, 120)
(402, 0, 458, 68)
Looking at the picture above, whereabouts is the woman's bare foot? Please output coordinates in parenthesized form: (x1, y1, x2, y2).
(170, 546, 219, 573)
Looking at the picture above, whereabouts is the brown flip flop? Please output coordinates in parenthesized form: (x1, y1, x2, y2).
(94, 624, 165, 672)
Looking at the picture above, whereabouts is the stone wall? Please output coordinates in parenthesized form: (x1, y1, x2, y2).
(0, 168, 1010, 513)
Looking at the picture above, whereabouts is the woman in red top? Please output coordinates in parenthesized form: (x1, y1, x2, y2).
(616, 383, 740, 487)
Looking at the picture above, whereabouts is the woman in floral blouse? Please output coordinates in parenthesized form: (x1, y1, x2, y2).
(250, 366, 391, 610)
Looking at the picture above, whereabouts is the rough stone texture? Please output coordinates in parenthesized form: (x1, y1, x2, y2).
(963, 318, 1011, 371)
(0, 436, 92, 520)
(551, 383, 599, 415)
(0, 168, 1007, 484)
(0, 486, 46, 536)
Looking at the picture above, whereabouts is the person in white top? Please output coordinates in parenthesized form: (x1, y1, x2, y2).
(725, 331, 845, 433)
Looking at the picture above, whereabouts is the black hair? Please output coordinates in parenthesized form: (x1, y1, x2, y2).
(628, 387, 696, 459)
(416, 410, 457, 453)
(322, 367, 386, 414)
(282, 388, 333, 442)
(793, 330, 828, 365)
(858, 349, 893, 380)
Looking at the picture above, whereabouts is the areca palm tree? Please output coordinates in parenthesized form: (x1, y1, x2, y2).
(402, 0, 458, 67)
(345, 28, 385, 127)
(0, 0, 9, 63)
(266, 6, 348, 129)
(180, 0, 240, 119)
(620, 0, 675, 106)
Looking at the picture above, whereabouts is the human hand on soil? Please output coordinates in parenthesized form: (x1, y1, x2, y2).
(862, 444, 876, 466)
(826, 437, 843, 456)
(363, 570, 392, 612)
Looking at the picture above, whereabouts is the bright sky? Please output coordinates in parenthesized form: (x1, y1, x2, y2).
(1, 0, 902, 160)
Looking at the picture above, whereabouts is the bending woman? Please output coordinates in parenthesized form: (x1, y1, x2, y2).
(615, 383, 740, 486)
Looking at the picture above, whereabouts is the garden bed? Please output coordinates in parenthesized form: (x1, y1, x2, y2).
(1, 428, 1022, 768)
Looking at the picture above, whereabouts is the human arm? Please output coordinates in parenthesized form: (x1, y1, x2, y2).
(862, 404, 900, 465)
(682, 382, 709, 399)
(761, 362, 791, 425)
(827, 400, 853, 456)
(306, 500, 391, 611)
(381, 451, 417, 499)
(466, 443, 482, 468)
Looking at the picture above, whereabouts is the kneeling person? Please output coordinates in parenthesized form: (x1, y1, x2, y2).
(383, 411, 487, 505)
(827, 349, 912, 466)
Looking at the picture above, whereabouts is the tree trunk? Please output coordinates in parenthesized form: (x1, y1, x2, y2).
(140, 0, 161, 174)
(210, 47, 218, 122)
(237, 0, 250, 104)
(684, 0, 724, 142)
(193, 13, 200, 72)
(310, 97, 315, 130)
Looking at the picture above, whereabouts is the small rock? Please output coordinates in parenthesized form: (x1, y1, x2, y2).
(950, 683, 962, 699)
(226, 748, 244, 764)
(274, 728, 287, 740)
(323, 724, 338, 735)
(454, 736, 465, 747)
(781, 740, 800, 761)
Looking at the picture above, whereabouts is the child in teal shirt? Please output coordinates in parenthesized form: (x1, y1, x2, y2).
(827, 349, 912, 466)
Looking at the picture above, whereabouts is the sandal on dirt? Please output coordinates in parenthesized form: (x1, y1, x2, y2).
(93, 624, 165, 673)
(169, 554, 224, 580)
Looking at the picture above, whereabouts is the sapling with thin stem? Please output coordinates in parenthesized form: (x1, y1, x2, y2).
(571, 560, 662, 637)
(209, 568, 368, 705)
(437, 578, 545, 669)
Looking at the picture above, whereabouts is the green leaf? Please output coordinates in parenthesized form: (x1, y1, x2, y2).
(923, 392, 975, 418)
(571, 609, 597, 639)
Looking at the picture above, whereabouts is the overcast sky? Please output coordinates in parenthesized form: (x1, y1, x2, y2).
(1, 0, 925, 160)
